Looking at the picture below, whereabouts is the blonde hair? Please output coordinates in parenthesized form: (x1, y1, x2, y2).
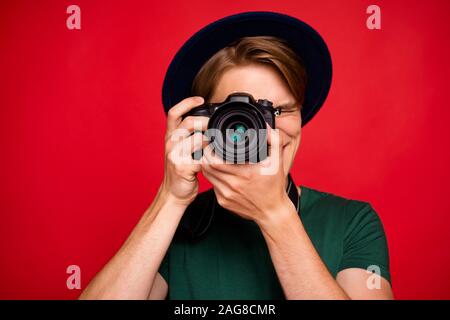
(192, 36, 307, 108)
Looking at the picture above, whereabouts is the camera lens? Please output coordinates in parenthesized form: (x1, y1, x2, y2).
(228, 123, 247, 143)
(207, 102, 268, 163)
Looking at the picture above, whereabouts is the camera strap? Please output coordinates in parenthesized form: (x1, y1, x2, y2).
(179, 174, 300, 240)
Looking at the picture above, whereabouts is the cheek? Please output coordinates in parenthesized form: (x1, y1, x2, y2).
(275, 115, 302, 142)
(274, 116, 301, 174)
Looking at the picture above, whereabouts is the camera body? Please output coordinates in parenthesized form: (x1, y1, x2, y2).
(183, 92, 276, 163)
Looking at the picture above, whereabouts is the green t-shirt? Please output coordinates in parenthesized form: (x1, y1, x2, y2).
(159, 185, 391, 299)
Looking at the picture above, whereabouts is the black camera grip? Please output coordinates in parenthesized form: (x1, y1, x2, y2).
(179, 105, 212, 161)
(182, 105, 212, 119)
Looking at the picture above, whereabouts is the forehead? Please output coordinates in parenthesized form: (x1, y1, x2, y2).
(210, 64, 296, 105)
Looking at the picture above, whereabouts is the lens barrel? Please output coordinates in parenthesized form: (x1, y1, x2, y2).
(206, 102, 268, 163)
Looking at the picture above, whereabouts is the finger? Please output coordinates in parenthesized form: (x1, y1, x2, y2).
(202, 143, 228, 167)
(202, 143, 216, 164)
(172, 132, 208, 164)
(201, 164, 230, 191)
(191, 135, 210, 165)
(182, 132, 209, 156)
(166, 116, 209, 145)
(166, 96, 204, 133)
(175, 116, 209, 138)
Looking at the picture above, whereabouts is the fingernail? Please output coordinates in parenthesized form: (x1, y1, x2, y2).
(195, 96, 204, 103)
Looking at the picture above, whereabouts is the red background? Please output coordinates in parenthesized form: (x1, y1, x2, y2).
(1, 0, 449, 299)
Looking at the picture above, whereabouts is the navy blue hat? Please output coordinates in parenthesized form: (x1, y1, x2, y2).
(162, 11, 332, 127)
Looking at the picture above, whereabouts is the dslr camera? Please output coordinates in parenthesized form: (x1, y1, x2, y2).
(183, 92, 279, 163)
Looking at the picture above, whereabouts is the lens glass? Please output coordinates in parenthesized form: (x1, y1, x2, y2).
(229, 123, 247, 142)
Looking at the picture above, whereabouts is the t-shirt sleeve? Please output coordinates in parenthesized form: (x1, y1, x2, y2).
(338, 201, 391, 285)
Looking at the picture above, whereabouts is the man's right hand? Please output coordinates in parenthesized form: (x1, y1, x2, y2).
(160, 96, 209, 206)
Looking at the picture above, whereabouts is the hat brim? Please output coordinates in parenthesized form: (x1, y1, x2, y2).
(162, 11, 332, 127)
